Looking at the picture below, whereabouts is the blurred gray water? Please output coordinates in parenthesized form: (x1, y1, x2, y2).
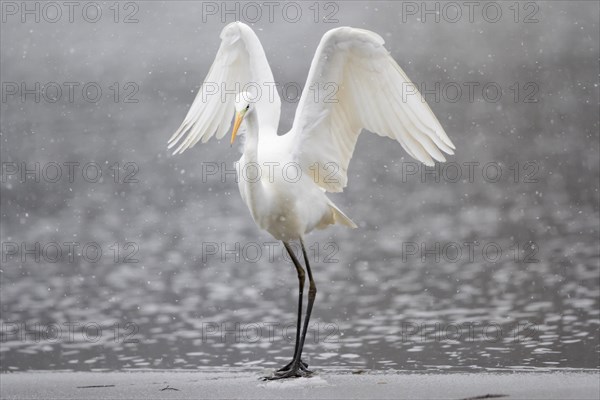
(1, 1, 598, 372)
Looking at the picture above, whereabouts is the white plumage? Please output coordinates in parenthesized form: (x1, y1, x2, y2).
(169, 21, 454, 242)
(168, 21, 455, 380)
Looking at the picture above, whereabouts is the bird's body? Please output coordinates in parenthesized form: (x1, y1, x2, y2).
(237, 161, 347, 241)
(168, 21, 454, 379)
(235, 112, 355, 241)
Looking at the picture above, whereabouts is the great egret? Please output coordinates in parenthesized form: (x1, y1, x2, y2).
(168, 21, 454, 379)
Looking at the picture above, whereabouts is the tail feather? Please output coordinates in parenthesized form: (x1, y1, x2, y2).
(329, 202, 357, 228)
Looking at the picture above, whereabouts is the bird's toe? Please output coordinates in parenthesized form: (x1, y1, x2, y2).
(276, 359, 309, 372)
(263, 362, 313, 380)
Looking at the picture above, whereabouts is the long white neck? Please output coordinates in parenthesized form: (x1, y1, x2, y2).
(242, 110, 260, 163)
(239, 110, 264, 223)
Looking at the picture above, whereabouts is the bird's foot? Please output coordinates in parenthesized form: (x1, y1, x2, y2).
(276, 359, 308, 373)
(262, 360, 313, 380)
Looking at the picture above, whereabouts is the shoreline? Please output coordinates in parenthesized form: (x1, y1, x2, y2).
(1, 369, 598, 399)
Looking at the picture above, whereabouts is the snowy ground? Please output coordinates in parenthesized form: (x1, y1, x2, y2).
(1, 369, 599, 400)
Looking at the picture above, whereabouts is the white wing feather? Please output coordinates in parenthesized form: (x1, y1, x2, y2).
(289, 27, 455, 192)
(168, 22, 281, 154)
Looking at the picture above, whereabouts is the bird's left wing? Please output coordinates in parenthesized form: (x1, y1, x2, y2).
(289, 27, 455, 192)
(168, 22, 281, 154)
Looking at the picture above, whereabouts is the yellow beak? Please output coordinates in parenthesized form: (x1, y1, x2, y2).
(230, 111, 245, 146)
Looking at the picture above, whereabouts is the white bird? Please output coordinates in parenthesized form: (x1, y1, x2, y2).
(168, 21, 454, 379)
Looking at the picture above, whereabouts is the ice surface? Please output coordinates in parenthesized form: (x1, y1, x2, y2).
(1, 370, 599, 400)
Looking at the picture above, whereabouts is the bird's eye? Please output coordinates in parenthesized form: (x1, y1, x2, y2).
(246, 104, 250, 110)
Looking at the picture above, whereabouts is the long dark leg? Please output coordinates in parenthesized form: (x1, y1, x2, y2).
(265, 238, 316, 380)
(277, 242, 308, 372)
(294, 238, 317, 363)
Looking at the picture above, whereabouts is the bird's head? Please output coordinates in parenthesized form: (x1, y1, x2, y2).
(231, 91, 257, 145)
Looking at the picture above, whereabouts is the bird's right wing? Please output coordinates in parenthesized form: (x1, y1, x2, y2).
(168, 22, 281, 154)
(288, 27, 455, 192)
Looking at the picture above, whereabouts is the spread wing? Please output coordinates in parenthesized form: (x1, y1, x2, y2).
(289, 27, 455, 192)
(168, 22, 281, 154)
